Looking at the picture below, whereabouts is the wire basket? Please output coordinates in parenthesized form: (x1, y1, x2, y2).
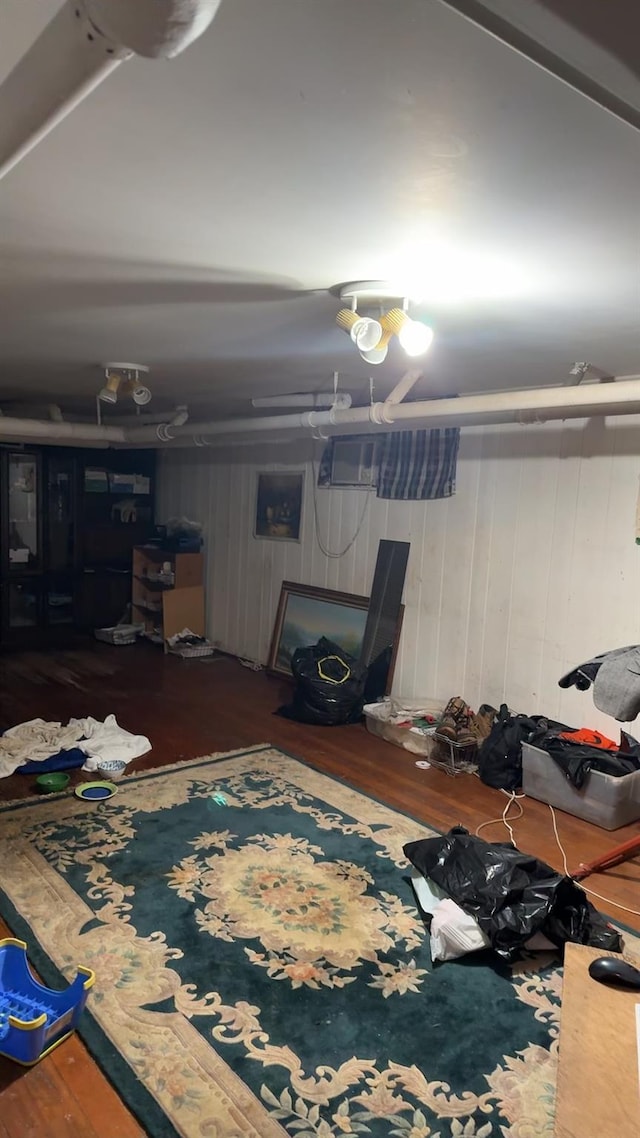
(168, 642, 216, 659)
(94, 623, 144, 646)
(430, 733, 478, 777)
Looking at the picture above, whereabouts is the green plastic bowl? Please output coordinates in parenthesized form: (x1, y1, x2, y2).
(36, 772, 71, 794)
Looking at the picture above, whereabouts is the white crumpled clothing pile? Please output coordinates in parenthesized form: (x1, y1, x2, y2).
(0, 715, 151, 778)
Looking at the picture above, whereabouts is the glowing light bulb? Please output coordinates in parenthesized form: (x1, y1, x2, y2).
(398, 319, 434, 357)
(380, 307, 434, 358)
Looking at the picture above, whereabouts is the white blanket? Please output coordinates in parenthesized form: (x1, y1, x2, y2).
(0, 715, 151, 778)
(0, 719, 84, 779)
(70, 715, 151, 771)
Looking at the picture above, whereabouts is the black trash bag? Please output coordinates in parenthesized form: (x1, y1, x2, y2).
(363, 645, 393, 704)
(477, 704, 571, 790)
(476, 706, 535, 789)
(404, 827, 621, 960)
(276, 637, 367, 726)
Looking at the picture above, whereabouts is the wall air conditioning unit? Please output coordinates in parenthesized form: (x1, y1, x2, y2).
(330, 437, 377, 488)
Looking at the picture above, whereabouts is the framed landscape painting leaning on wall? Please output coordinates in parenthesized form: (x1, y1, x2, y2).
(268, 582, 369, 676)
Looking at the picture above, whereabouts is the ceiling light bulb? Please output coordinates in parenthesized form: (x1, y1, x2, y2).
(98, 373, 121, 404)
(382, 307, 434, 358)
(131, 384, 152, 406)
(336, 308, 383, 352)
(398, 319, 434, 357)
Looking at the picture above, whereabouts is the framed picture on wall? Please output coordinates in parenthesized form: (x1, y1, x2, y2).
(268, 582, 369, 676)
(254, 472, 304, 542)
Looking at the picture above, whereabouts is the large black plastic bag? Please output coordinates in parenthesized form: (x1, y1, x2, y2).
(404, 827, 621, 960)
(277, 637, 367, 726)
(476, 705, 536, 789)
(477, 705, 571, 790)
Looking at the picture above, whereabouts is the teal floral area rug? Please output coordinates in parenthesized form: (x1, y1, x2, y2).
(1, 745, 629, 1138)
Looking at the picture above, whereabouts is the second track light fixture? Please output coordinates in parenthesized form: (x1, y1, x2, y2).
(335, 281, 434, 365)
(99, 362, 152, 406)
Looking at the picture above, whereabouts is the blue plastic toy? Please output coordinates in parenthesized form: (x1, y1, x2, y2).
(0, 938, 94, 1065)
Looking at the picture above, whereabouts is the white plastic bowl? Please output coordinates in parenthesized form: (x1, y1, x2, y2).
(97, 760, 127, 782)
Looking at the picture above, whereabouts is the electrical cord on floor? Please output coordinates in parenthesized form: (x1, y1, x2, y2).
(474, 790, 524, 847)
(548, 802, 640, 918)
(476, 793, 640, 918)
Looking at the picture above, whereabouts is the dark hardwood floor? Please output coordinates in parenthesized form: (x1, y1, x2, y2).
(1, 642, 639, 1137)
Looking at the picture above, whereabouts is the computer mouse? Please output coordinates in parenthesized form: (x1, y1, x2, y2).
(588, 956, 640, 989)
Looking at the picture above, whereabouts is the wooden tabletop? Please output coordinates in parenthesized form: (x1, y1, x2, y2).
(555, 943, 640, 1138)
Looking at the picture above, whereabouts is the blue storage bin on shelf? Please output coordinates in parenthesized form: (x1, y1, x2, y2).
(0, 938, 95, 1065)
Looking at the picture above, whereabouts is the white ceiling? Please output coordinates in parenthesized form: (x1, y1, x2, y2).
(0, 0, 638, 418)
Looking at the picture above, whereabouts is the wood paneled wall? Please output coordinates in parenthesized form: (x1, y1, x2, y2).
(157, 417, 640, 732)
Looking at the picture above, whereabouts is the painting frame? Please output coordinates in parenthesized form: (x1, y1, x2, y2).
(254, 471, 304, 543)
(268, 582, 368, 678)
(267, 580, 403, 692)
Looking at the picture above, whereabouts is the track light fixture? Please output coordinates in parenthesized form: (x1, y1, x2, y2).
(99, 362, 152, 406)
(335, 282, 434, 366)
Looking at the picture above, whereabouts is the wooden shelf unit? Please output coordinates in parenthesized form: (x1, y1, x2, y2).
(131, 547, 205, 646)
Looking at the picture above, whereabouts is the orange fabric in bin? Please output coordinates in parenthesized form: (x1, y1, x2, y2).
(558, 728, 619, 750)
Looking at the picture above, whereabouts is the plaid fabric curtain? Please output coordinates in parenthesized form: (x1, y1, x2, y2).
(376, 428, 460, 500)
(317, 428, 460, 500)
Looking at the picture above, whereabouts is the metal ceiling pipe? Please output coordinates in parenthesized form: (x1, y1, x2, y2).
(125, 376, 640, 445)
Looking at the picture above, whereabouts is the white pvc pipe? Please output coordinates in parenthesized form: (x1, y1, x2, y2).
(0, 417, 126, 446)
(0, 0, 222, 181)
(2, 377, 640, 449)
(125, 376, 640, 445)
(98, 408, 189, 426)
(251, 393, 352, 410)
(383, 369, 423, 407)
(0, 4, 127, 181)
